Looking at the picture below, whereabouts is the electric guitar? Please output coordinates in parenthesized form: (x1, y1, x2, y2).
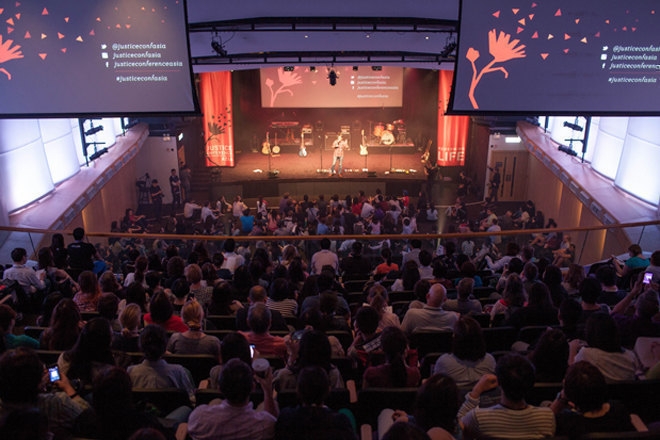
(299, 128, 307, 157)
(420, 139, 433, 163)
(359, 129, 368, 156)
(261, 132, 271, 155)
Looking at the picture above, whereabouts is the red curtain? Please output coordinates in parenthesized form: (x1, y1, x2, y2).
(200, 71, 235, 167)
(437, 70, 469, 166)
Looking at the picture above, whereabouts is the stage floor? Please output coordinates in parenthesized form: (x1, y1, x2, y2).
(220, 146, 426, 182)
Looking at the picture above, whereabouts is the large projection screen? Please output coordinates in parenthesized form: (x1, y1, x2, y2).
(449, 0, 660, 115)
(260, 66, 404, 108)
(0, 0, 198, 117)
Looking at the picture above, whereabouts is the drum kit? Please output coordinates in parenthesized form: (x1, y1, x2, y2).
(372, 119, 406, 145)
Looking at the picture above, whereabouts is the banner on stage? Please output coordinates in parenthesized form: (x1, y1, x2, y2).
(200, 71, 235, 167)
(437, 70, 469, 167)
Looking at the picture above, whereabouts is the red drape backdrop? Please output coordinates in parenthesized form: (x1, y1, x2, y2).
(437, 70, 469, 166)
(200, 71, 235, 167)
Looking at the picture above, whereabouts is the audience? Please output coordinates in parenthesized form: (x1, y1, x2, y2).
(363, 326, 420, 388)
(401, 284, 459, 335)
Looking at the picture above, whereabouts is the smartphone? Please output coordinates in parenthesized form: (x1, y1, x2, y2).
(643, 272, 653, 284)
(249, 344, 255, 358)
(48, 366, 60, 382)
(187, 293, 195, 301)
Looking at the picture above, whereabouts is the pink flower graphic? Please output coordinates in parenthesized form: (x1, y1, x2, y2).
(467, 29, 526, 109)
(0, 34, 24, 80)
(266, 68, 303, 106)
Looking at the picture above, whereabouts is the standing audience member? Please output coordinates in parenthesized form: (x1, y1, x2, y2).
(310, 238, 339, 275)
(187, 358, 278, 440)
(67, 228, 98, 272)
(149, 179, 164, 221)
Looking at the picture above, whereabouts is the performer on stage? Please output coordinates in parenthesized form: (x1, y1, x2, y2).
(330, 134, 347, 177)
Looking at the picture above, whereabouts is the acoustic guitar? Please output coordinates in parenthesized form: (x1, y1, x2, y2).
(262, 132, 271, 155)
(359, 129, 368, 156)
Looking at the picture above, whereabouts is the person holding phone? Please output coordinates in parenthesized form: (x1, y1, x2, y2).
(610, 272, 660, 349)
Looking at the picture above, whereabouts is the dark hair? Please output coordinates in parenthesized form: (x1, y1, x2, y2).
(579, 277, 602, 304)
(452, 316, 486, 362)
(456, 277, 474, 301)
(223, 238, 236, 253)
(247, 303, 271, 334)
(297, 366, 330, 406)
(495, 353, 535, 402)
(295, 330, 333, 373)
(413, 279, 431, 303)
(595, 265, 617, 287)
(73, 227, 85, 241)
(354, 306, 380, 336)
(166, 256, 185, 279)
(413, 373, 460, 433)
(139, 324, 168, 361)
(367, 284, 389, 320)
(559, 298, 582, 328)
(505, 242, 520, 256)
(220, 332, 252, 366)
(10, 247, 27, 263)
(419, 250, 432, 267)
(543, 265, 563, 287)
(529, 329, 568, 382)
(507, 257, 524, 275)
(565, 264, 585, 290)
(125, 282, 148, 313)
(381, 326, 410, 387)
(0, 305, 17, 333)
(269, 278, 293, 302)
(401, 260, 421, 291)
(65, 318, 114, 383)
(381, 247, 393, 265)
(171, 278, 190, 300)
(320, 238, 331, 250)
(503, 274, 525, 307)
(45, 298, 81, 350)
(522, 262, 538, 281)
(97, 293, 119, 322)
(563, 361, 609, 413)
(0, 347, 43, 403)
(78, 270, 99, 295)
(148, 292, 174, 324)
(527, 282, 553, 308)
(585, 312, 622, 353)
(219, 358, 253, 404)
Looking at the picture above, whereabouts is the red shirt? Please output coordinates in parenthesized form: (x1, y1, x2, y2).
(143, 314, 189, 333)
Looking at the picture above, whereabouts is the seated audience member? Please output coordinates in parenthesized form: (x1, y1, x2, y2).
(367, 284, 400, 330)
(571, 312, 642, 381)
(528, 328, 569, 383)
(310, 238, 340, 275)
(442, 277, 482, 316)
(433, 316, 496, 388)
(143, 291, 188, 333)
(123, 255, 149, 288)
(494, 257, 524, 294)
(40, 298, 81, 351)
(401, 284, 459, 335)
(187, 358, 278, 440)
(454, 261, 483, 288)
(348, 306, 383, 371)
(208, 331, 252, 390)
(612, 244, 649, 280)
(542, 265, 569, 308)
(489, 273, 525, 324)
(207, 281, 243, 316)
(86, 367, 176, 440)
(275, 366, 357, 440)
(127, 324, 195, 397)
(373, 247, 399, 280)
(111, 303, 142, 352)
(0, 304, 39, 350)
(363, 326, 420, 388)
(37, 246, 80, 296)
(97, 293, 120, 332)
(484, 242, 521, 274)
(562, 263, 585, 297)
(274, 330, 344, 392)
(72, 271, 101, 313)
(0, 347, 92, 439)
(595, 265, 627, 306)
(551, 361, 634, 439)
(167, 300, 221, 360)
(267, 277, 298, 318)
(408, 279, 431, 310)
(4, 247, 47, 295)
(169, 278, 190, 314)
(212, 252, 233, 280)
(378, 373, 461, 440)
(340, 241, 372, 281)
(236, 285, 288, 332)
(505, 281, 559, 330)
(58, 318, 116, 393)
(391, 260, 421, 292)
(239, 303, 287, 359)
(185, 264, 213, 309)
(611, 285, 660, 349)
(557, 298, 584, 342)
(458, 353, 556, 440)
(417, 250, 434, 280)
(577, 277, 611, 324)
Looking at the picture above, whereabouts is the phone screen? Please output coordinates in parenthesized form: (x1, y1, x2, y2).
(249, 344, 255, 358)
(48, 366, 60, 382)
(643, 272, 653, 284)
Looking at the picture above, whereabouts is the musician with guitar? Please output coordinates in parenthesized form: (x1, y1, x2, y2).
(330, 134, 347, 177)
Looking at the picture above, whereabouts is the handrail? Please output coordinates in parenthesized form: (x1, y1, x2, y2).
(1, 219, 658, 242)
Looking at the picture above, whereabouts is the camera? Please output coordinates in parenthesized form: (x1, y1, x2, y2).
(48, 366, 60, 382)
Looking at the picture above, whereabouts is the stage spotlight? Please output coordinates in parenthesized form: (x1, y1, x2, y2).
(328, 70, 337, 86)
(352, 66, 358, 71)
(310, 66, 316, 72)
(283, 66, 294, 72)
(89, 147, 109, 161)
(85, 125, 104, 136)
(211, 39, 227, 57)
(558, 145, 578, 156)
(371, 66, 382, 71)
(440, 42, 457, 58)
(563, 121, 584, 131)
